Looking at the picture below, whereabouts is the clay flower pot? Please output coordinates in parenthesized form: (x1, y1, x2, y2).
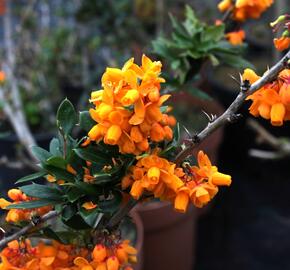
(129, 210, 144, 270)
(135, 202, 197, 270)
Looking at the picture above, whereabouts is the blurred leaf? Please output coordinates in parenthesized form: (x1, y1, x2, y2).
(66, 187, 85, 203)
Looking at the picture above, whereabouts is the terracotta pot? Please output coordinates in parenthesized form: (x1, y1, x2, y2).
(136, 202, 197, 270)
(130, 210, 144, 270)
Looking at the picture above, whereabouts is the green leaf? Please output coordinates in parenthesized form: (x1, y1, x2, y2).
(46, 156, 67, 169)
(61, 204, 77, 221)
(66, 187, 85, 203)
(173, 122, 180, 144)
(20, 184, 63, 200)
(56, 99, 77, 137)
(49, 138, 62, 156)
(79, 111, 95, 132)
(79, 208, 102, 228)
(15, 171, 47, 184)
(202, 24, 225, 42)
(73, 147, 109, 165)
(217, 52, 254, 69)
(43, 165, 76, 182)
(31, 146, 52, 163)
(41, 228, 75, 245)
(74, 182, 101, 196)
(6, 199, 61, 209)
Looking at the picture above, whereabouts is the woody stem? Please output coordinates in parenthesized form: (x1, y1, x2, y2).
(175, 49, 290, 165)
(0, 210, 59, 250)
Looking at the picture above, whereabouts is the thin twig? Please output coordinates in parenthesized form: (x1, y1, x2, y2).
(0, 211, 59, 250)
(106, 198, 138, 230)
(175, 49, 290, 165)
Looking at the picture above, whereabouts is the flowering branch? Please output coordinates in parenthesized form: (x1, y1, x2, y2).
(0, 210, 58, 250)
(175, 49, 290, 165)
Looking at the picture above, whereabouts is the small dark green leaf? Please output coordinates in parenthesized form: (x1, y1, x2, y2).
(56, 99, 77, 136)
(49, 138, 62, 156)
(31, 146, 52, 163)
(79, 208, 102, 228)
(74, 182, 100, 196)
(6, 199, 61, 209)
(73, 148, 109, 165)
(79, 111, 95, 132)
(43, 165, 76, 182)
(20, 184, 63, 200)
(66, 187, 85, 203)
(15, 171, 46, 184)
(46, 156, 67, 169)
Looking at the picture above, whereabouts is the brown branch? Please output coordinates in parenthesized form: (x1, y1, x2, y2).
(0, 210, 58, 250)
(106, 198, 138, 230)
(175, 49, 290, 165)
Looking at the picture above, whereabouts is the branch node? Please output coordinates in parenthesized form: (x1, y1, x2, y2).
(240, 79, 251, 92)
(227, 113, 243, 123)
(192, 134, 200, 143)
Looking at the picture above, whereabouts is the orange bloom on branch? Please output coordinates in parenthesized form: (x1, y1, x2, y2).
(86, 55, 176, 155)
(244, 68, 290, 126)
(274, 36, 290, 51)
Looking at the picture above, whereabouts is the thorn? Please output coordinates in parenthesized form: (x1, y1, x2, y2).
(202, 110, 216, 122)
(228, 74, 240, 86)
(227, 113, 243, 123)
(182, 125, 191, 138)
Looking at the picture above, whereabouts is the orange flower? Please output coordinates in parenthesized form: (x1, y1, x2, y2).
(226, 30, 245, 45)
(0, 70, 5, 82)
(218, 0, 273, 22)
(244, 68, 290, 126)
(274, 36, 290, 51)
(125, 151, 231, 210)
(0, 189, 51, 223)
(86, 55, 175, 154)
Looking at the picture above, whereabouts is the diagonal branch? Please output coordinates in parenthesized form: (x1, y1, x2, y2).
(175, 49, 290, 165)
(0, 210, 58, 250)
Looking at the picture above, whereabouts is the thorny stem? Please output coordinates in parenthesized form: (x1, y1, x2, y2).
(174, 49, 290, 165)
(0, 211, 59, 250)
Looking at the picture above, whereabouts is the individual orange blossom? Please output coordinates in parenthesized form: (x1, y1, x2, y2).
(226, 30, 245, 45)
(274, 36, 290, 51)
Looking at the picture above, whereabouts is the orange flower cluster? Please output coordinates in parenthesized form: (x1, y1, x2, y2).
(0, 189, 51, 223)
(244, 68, 290, 126)
(226, 30, 246, 45)
(122, 151, 231, 212)
(218, 0, 273, 22)
(0, 239, 137, 270)
(85, 55, 176, 155)
(0, 239, 88, 270)
(75, 240, 137, 270)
